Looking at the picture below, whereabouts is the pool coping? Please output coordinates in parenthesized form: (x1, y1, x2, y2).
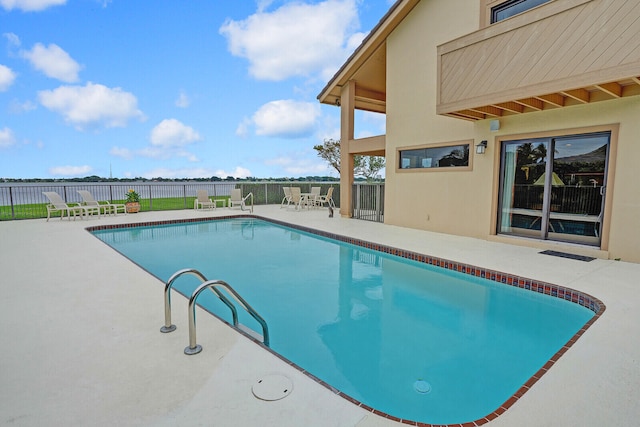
(86, 214, 606, 427)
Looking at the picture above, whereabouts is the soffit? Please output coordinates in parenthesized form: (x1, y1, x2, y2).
(317, 0, 420, 112)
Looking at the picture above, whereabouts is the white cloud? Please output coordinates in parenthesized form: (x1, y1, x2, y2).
(150, 118, 201, 147)
(220, 0, 360, 81)
(8, 99, 37, 113)
(137, 146, 200, 162)
(109, 146, 133, 160)
(282, 159, 330, 176)
(251, 100, 319, 138)
(0, 64, 16, 91)
(21, 43, 82, 82)
(265, 153, 332, 176)
(0, 127, 16, 148)
(175, 90, 190, 108)
(0, 0, 66, 12)
(48, 165, 92, 176)
(128, 119, 203, 161)
(235, 117, 251, 138)
(38, 82, 145, 130)
(214, 166, 252, 179)
(3, 32, 21, 48)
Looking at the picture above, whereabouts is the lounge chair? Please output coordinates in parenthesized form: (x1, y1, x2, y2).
(229, 189, 253, 213)
(43, 191, 100, 221)
(280, 187, 293, 208)
(77, 190, 126, 216)
(194, 189, 216, 210)
(316, 187, 336, 209)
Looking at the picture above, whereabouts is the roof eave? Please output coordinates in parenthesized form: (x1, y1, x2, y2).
(317, 0, 420, 105)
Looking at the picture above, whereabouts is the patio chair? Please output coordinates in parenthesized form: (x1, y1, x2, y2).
(316, 187, 336, 209)
(309, 187, 321, 208)
(77, 190, 126, 216)
(289, 187, 308, 210)
(229, 189, 253, 213)
(194, 189, 216, 210)
(280, 187, 293, 208)
(43, 191, 100, 221)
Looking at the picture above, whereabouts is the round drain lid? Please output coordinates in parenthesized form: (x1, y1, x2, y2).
(414, 379, 432, 394)
(252, 374, 293, 401)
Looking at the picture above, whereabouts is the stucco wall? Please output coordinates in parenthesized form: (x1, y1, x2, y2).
(384, 0, 479, 237)
(384, 0, 640, 262)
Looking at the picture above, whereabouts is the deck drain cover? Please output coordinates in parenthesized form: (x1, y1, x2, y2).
(252, 374, 293, 401)
(539, 250, 595, 262)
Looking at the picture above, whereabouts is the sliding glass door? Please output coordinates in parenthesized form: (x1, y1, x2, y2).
(497, 132, 609, 246)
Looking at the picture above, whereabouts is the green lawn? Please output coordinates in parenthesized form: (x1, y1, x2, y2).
(0, 196, 231, 220)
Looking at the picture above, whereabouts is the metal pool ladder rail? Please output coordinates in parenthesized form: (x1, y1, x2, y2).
(161, 268, 270, 355)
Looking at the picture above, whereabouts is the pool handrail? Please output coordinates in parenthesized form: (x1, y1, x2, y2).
(161, 268, 238, 333)
(185, 279, 270, 355)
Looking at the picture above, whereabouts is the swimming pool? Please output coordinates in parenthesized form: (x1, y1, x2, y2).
(90, 216, 603, 425)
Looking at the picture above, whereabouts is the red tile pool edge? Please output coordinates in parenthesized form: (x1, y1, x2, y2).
(87, 215, 606, 426)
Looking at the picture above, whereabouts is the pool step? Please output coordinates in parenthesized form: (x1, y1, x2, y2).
(238, 323, 264, 342)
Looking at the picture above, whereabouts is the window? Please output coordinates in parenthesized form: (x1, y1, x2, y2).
(399, 144, 470, 170)
(491, 0, 551, 23)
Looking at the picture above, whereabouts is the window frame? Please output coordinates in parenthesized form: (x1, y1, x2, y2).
(489, 0, 552, 24)
(396, 140, 473, 173)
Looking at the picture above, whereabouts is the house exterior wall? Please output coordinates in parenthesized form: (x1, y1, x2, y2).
(384, 0, 479, 237)
(383, 0, 640, 262)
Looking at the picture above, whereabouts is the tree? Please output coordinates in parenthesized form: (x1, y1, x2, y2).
(313, 138, 385, 181)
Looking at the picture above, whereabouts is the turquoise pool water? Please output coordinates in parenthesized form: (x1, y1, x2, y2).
(92, 218, 595, 424)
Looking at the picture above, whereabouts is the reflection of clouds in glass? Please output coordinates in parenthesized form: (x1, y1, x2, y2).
(555, 135, 609, 158)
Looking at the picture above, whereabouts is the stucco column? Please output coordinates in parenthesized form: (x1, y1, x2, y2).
(339, 81, 355, 217)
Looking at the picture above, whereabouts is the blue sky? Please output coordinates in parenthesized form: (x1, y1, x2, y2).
(0, 0, 390, 179)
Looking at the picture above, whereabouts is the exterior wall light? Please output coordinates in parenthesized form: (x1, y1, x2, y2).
(476, 140, 488, 155)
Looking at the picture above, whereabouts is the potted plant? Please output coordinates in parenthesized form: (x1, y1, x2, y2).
(125, 189, 141, 213)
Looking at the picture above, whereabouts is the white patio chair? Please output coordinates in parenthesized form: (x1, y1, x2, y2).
(78, 190, 126, 216)
(281, 187, 293, 208)
(229, 189, 253, 213)
(194, 189, 216, 210)
(43, 191, 100, 221)
(289, 187, 308, 210)
(309, 186, 321, 208)
(316, 187, 336, 209)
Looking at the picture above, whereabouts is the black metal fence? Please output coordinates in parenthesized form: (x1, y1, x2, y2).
(0, 182, 341, 220)
(352, 183, 385, 223)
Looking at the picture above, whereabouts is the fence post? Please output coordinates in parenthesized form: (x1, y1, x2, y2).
(9, 186, 15, 219)
(375, 184, 381, 223)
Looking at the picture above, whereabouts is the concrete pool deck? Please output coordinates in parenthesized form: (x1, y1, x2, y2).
(0, 205, 638, 426)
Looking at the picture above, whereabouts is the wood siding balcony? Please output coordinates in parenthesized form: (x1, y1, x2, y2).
(437, 0, 640, 121)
